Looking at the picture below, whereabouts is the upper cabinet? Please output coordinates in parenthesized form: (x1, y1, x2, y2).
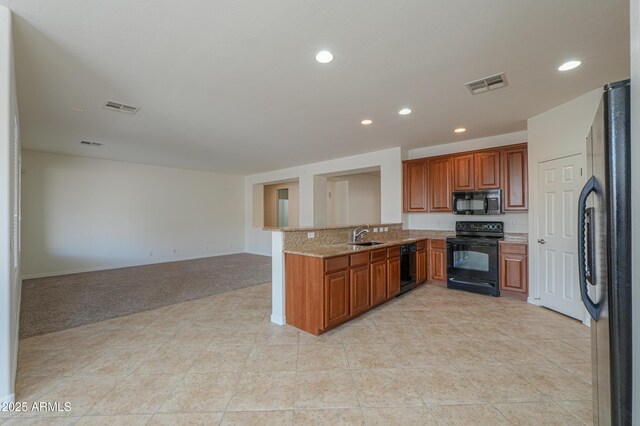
(403, 143, 528, 213)
(453, 154, 475, 191)
(501, 145, 528, 211)
(474, 151, 501, 189)
(403, 160, 428, 212)
(428, 157, 453, 212)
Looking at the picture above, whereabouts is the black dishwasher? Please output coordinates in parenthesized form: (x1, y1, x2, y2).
(399, 243, 417, 295)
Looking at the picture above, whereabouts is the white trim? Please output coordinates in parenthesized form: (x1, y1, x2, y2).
(270, 314, 285, 326)
(21, 250, 246, 279)
(0, 393, 14, 404)
(527, 297, 541, 306)
(270, 232, 286, 326)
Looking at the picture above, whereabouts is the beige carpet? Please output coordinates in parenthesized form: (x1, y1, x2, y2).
(19, 253, 271, 338)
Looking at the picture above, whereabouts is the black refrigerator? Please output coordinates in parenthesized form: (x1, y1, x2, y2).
(579, 79, 632, 425)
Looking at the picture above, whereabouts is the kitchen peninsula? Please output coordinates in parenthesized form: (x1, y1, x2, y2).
(270, 223, 527, 335)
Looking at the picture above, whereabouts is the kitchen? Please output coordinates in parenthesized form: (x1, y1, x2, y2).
(0, 1, 635, 424)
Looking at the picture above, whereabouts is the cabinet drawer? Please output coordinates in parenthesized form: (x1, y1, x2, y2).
(500, 243, 527, 255)
(370, 249, 386, 263)
(416, 240, 426, 250)
(325, 255, 349, 274)
(350, 252, 369, 267)
(430, 239, 445, 249)
(387, 245, 400, 258)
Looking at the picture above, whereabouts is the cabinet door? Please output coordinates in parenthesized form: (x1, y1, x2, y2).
(387, 256, 400, 298)
(370, 260, 387, 306)
(403, 161, 428, 212)
(500, 253, 528, 294)
(417, 250, 427, 284)
(429, 248, 446, 282)
(428, 157, 453, 212)
(453, 154, 475, 191)
(475, 151, 501, 189)
(349, 265, 370, 317)
(324, 270, 350, 328)
(501, 146, 528, 211)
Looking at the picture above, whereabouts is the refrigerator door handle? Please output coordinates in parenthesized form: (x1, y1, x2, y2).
(578, 176, 602, 320)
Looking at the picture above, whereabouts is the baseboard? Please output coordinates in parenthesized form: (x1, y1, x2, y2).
(0, 393, 15, 404)
(21, 251, 246, 279)
(270, 314, 285, 326)
(527, 297, 541, 306)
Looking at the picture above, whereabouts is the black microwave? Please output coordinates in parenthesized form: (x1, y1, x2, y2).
(452, 190, 502, 215)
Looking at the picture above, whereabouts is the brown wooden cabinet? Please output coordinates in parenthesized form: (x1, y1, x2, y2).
(350, 265, 370, 316)
(453, 154, 475, 191)
(475, 151, 501, 189)
(403, 143, 528, 214)
(286, 244, 405, 335)
(403, 160, 428, 212)
(502, 145, 528, 211)
(428, 157, 453, 212)
(417, 243, 427, 284)
(324, 269, 350, 328)
(387, 256, 400, 298)
(428, 239, 447, 282)
(499, 242, 528, 299)
(370, 260, 387, 307)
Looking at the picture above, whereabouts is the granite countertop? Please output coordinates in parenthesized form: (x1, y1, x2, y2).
(263, 223, 402, 232)
(500, 233, 529, 244)
(283, 230, 455, 258)
(283, 230, 528, 257)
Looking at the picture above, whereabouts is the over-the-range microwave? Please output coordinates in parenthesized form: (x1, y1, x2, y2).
(452, 190, 502, 215)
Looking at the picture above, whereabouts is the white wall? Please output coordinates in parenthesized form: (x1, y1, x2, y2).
(630, 0, 639, 419)
(0, 5, 21, 404)
(22, 151, 245, 277)
(406, 131, 529, 233)
(526, 89, 601, 302)
(327, 173, 381, 226)
(244, 148, 403, 256)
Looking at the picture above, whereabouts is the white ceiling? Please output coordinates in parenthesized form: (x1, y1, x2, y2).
(9, 0, 629, 174)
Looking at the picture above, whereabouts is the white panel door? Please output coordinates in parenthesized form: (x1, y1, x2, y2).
(537, 154, 585, 320)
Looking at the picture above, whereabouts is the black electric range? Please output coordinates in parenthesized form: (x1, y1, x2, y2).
(446, 221, 504, 296)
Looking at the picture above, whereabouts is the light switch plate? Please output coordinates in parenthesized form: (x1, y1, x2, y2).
(307, 232, 315, 239)
(373, 227, 379, 232)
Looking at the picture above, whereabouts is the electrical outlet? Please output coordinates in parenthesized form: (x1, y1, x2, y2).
(308, 232, 315, 239)
(384, 227, 389, 232)
(172, 249, 177, 254)
(205, 246, 209, 251)
(149, 250, 153, 256)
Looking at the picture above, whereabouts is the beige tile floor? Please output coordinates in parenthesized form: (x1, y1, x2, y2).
(3, 283, 592, 425)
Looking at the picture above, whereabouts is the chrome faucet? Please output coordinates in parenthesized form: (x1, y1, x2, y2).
(352, 225, 369, 242)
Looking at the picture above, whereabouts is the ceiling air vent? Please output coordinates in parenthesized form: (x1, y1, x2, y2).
(103, 100, 140, 114)
(465, 72, 508, 95)
(80, 140, 104, 147)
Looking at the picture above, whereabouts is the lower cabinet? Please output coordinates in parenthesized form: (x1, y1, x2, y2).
(417, 249, 427, 284)
(350, 265, 371, 316)
(324, 270, 350, 329)
(499, 242, 528, 298)
(387, 256, 400, 297)
(285, 245, 403, 335)
(428, 239, 447, 282)
(370, 260, 387, 307)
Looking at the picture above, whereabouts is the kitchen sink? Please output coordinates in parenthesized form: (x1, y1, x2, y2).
(347, 241, 384, 246)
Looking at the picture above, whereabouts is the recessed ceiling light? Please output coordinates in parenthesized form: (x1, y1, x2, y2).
(398, 108, 412, 115)
(71, 107, 85, 113)
(361, 119, 373, 125)
(315, 50, 334, 63)
(454, 128, 466, 133)
(558, 60, 581, 71)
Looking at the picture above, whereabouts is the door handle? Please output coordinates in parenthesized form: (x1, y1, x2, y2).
(578, 176, 602, 321)
(537, 239, 546, 244)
